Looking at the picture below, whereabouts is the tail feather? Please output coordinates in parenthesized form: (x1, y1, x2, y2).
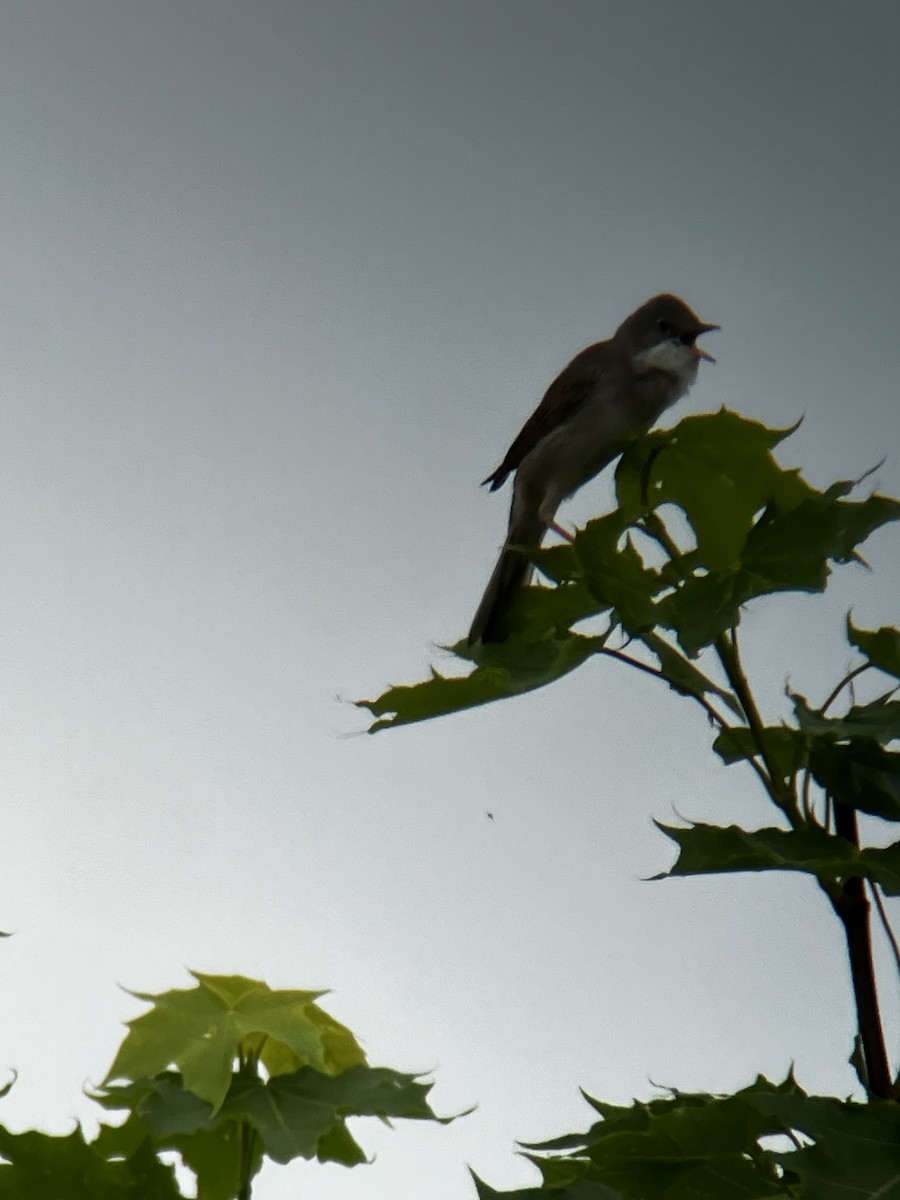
(467, 547, 532, 644)
(468, 506, 547, 644)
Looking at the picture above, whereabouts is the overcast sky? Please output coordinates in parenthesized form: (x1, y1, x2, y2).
(1, 3, 899, 1197)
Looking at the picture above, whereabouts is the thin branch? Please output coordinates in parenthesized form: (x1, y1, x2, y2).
(715, 629, 802, 825)
(869, 881, 900, 987)
(638, 509, 685, 573)
(602, 499, 778, 805)
(599, 647, 727, 728)
(599, 646, 772, 795)
(784, 1128, 804, 1152)
(632, 500, 800, 819)
(821, 664, 872, 714)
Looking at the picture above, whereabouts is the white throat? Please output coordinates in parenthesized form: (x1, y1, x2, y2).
(631, 340, 699, 402)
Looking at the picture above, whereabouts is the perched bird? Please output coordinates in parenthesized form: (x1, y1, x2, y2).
(468, 294, 718, 644)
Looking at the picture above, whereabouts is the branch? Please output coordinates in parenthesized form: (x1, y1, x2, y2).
(598, 646, 773, 795)
(821, 664, 872, 714)
(635, 504, 800, 821)
(638, 507, 685, 573)
(826, 803, 894, 1098)
(869, 882, 900, 989)
(714, 629, 802, 825)
(599, 647, 725, 726)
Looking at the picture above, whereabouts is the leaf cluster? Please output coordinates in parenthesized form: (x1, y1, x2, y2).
(359, 411, 898, 730)
(471, 1073, 900, 1199)
(0, 972, 458, 1200)
(359, 410, 900, 907)
(359, 409, 900, 1191)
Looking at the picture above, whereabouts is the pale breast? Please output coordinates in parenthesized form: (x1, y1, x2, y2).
(631, 340, 700, 406)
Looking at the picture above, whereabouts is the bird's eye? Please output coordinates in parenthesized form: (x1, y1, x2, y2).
(656, 319, 674, 336)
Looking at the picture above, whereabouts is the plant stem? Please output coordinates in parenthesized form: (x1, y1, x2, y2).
(828, 803, 894, 1098)
(714, 631, 801, 825)
(869, 881, 900, 985)
(820, 663, 872, 713)
(600, 646, 773, 796)
(599, 647, 727, 727)
(237, 1118, 256, 1200)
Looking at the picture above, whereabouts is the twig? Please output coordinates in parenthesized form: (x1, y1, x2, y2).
(821, 664, 872, 714)
(598, 646, 772, 796)
(599, 647, 727, 729)
(715, 629, 801, 825)
(869, 881, 900, 987)
(613, 503, 780, 803)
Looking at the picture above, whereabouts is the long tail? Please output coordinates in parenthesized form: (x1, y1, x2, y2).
(468, 503, 546, 644)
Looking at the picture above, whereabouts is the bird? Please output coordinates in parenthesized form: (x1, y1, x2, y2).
(468, 294, 719, 644)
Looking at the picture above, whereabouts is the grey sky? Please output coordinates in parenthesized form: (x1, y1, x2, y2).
(1, 2, 898, 1197)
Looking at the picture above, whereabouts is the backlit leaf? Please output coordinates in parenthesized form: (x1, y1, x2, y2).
(0, 1126, 183, 1200)
(809, 740, 900, 821)
(655, 821, 900, 894)
(103, 972, 362, 1112)
(847, 618, 900, 679)
(792, 694, 900, 744)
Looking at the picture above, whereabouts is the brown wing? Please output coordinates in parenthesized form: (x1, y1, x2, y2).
(481, 341, 609, 491)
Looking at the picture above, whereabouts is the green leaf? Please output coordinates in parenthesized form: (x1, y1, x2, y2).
(97, 1105, 251, 1200)
(655, 821, 900, 894)
(220, 1063, 458, 1165)
(138, 1075, 216, 1136)
(792, 694, 900, 744)
(614, 418, 900, 657)
(99, 1063, 460, 1183)
(740, 486, 900, 592)
(103, 972, 362, 1112)
(0, 1126, 183, 1199)
(521, 1152, 593, 1190)
(168, 1125, 250, 1200)
(479, 1075, 900, 1200)
(616, 409, 811, 569)
(713, 726, 807, 779)
(573, 513, 664, 631)
(659, 486, 900, 657)
(471, 1175, 617, 1200)
(809, 740, 900, 821)
(358, 633, 607, 731)
(657, 572, 751, 658)
(527, 1087, 788, 1199)
(93, 1075, 251, 1200)
(92, 1112, 157, 1159)
(847, 618, 900, 679)
(750, 1091, 900, 1199)
(96, 979, 461, 1193)
(222, 1073, 345, 1165)
(314, 1118, 367, 1166)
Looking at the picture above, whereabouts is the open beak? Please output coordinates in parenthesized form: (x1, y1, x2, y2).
(694, 322, 720, 364)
